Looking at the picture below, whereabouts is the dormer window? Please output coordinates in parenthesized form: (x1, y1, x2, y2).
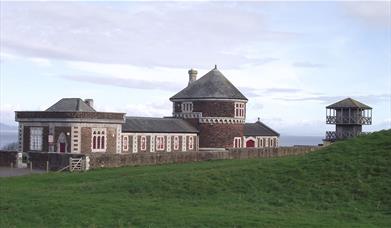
(181, 102, 193, 113)
(234, 102, 245, 118)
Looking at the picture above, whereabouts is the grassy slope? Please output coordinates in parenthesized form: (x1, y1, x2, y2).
(1, 130, 390, 227)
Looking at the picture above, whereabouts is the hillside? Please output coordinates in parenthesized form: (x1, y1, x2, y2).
(1, 130, 390, 227)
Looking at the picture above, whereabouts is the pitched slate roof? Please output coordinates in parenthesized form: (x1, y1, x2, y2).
(122, 117, 198, 133)
(170, 67, 247, 101)
(244, 121, 280, 137)
(326, 98, 372, 109)
(46, 98, 96, 112)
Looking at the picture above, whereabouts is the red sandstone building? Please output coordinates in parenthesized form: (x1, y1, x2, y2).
(15, 67, 279, 154)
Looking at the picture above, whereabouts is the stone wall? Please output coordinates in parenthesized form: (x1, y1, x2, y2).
(0, 150, 18, 167)
(198, 123, 244, 148)
(28, 152, 84, 171)
(24, 146, 318, 171)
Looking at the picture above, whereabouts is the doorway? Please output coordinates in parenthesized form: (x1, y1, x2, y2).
(246, 139, 255, 148)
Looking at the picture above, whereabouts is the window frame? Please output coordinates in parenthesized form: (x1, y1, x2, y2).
(140, 136, 147, 151)
(122, 135, 129, 151)
(234, 102, 245, 118)
(91, 128, 107, 152)
(30, 127, 43, 151)
(173, 136, 179, 151)
(156, 136, 165, 151)
(188, 136, 194, 150)
(233, 137, 242, 148)
(181, 102, 193, 113)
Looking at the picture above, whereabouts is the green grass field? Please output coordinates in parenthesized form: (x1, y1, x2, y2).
(1, 130, 390, 227)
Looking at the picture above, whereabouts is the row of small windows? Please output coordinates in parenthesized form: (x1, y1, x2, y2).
(180, 102, 246, 118)
(122, 135, 195, 151)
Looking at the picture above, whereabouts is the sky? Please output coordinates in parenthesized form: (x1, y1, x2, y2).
(0, 1, 390, 136)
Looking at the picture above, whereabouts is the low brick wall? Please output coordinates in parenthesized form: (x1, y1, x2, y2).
(26, 146, 319, 171)
(28, 152, 84, 171)
(0, 150, 18, 167)
(88, 146, 318, 169)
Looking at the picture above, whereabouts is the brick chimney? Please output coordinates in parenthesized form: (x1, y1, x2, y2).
(84, 99, 94, 108)
(188, 68, 198, 85)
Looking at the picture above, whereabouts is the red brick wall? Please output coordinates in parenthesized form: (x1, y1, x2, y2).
(198, 123, 244, 148)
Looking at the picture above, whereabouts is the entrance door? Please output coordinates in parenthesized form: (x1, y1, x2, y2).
(59, 143, 66, 153)
(246, 139, 255, 148)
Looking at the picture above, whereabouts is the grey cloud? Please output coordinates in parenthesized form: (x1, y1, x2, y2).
(342, 2, 391, 27)
(0, 2, 297, 68)
(61, 75, 183, 92)
(293, 61, 326, 68)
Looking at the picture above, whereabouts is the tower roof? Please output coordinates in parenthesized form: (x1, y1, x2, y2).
(326, 98, 372, 109)
(170, 67, 248, 101)
(46, 98, 96, 112)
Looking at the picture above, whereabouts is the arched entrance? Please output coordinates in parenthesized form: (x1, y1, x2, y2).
(57, 132, 68, 153)
(246, 139, 255, 148)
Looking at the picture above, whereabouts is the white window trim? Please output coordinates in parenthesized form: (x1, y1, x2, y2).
(173, 136, 179, 151)
(30, 127, 43, 151)
(181, 102, 193, 113)
(91, 128, 107, 152)
(189, 136, 194, 150)
(234, 102, 245, 118)
(182, 136, 187, 152)
(122, 135, 129, 151)
(156, 136, 165, 151)
(233, 137, 242, 148)
(140, 136, 147, 151)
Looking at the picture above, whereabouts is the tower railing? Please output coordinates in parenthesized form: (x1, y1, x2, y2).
(325, 131, 367, 141)
(326, 115, 372, 125)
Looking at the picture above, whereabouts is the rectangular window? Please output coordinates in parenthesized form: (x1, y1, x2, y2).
(156, 136, 165, 151)
(181, 102, 193, 113)
(233, 137, 242, 148)
(173, 136, 179, 150)
(30, 127, 43, 151)
(141, 136, 147, 151)
(189, 136, 194, 150)
(234, 102, 245, 118)
(92, 128, 106, 152)
(122, 135, 129, 151)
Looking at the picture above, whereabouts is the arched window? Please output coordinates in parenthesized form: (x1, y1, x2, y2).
(173, 136, 179, 150)
(101, 136, 105, 149)
(92, 128, 107, 152)
(93, 136, 96, 149)
(140, 136, 147, 151)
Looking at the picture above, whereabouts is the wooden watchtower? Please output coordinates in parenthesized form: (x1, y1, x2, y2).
(325, 98, 372, 142)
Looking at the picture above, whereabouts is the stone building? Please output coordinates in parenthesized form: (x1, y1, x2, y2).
(15, 98, 125, 154)
(15, 66, 279, 154)
(170, 66, 279, 150)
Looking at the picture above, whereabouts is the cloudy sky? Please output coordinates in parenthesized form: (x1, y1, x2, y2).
(0, 1, 390, 136)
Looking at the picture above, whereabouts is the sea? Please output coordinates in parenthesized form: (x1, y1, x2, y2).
(0, 131, 323, 149)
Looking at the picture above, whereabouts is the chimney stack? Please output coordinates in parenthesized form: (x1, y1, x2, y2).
(84, 99, 94, 108)
(188, 68, 198, 85)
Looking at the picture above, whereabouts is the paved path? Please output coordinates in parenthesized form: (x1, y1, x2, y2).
(0, 167, 46, 177)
